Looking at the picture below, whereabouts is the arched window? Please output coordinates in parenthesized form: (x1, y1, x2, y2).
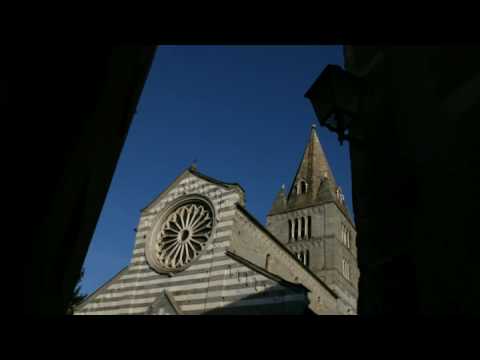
(294, 218, 298, 241)
(301, 217, 305, 239)
(305, 250, 310, 267)
(301, 181, 307, 194)
(265, 254, 271, 271)
(342, 258, 350, 280)
(307, 216, 312, 239)
(288, 220, 292, 241)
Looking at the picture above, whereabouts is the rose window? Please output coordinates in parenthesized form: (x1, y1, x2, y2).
(148, 201, 214, 272)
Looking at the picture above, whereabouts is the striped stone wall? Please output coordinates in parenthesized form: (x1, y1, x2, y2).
(75, 171, 308, 315)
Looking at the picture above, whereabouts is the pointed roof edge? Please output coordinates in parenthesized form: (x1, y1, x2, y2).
(267, 185, 287, 216)
(141, 167, 246, 213)
(74, 265, 130, 312)
(286, 125, 336, 200)
(140, 168, 191, 212)
(235, 203, 339, 299)
(164, 289, 184, 315)
(189, 168, 246, 195)
(336, 196, 355, 226)
(141, 290, 184, 315)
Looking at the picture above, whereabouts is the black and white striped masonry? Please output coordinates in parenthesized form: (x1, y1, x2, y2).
(75, 167, 344, 315)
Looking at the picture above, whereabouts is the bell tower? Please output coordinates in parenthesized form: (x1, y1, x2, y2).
(266, 125, 359, 311)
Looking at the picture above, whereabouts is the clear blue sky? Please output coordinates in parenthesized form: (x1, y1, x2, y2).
(80, 45, 352, 295)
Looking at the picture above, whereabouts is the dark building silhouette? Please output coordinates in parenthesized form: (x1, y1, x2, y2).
(306, 46, 480, 315)
(23, 46, 157, 315)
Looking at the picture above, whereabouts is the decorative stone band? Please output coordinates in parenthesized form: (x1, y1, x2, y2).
(76, 277, 304, 314)
(76, 251, 234, 313)
(75, 259, 304, 315)
(82, 269, 274, 305)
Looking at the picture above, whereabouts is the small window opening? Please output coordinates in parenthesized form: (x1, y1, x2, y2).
(301, 217, 306, 239)
(307, 216, 312, 239)
(294, 218, 299, 241)
(301, 181, 307, 194)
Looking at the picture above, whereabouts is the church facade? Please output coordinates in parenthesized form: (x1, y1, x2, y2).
(75, 126, 358, 315)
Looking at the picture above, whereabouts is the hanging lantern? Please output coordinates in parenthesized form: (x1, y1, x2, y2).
(305, 64, 364, 145)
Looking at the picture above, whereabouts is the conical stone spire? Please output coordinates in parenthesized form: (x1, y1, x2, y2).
(288, 125, 336, 202)
(269, 125, 348, 216)
(286, 124, 337, 208)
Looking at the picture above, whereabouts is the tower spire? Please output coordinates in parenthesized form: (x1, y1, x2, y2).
(295, 127, 337, 209)
(269, 125, 346, 216)
(290, 124, 336, 195)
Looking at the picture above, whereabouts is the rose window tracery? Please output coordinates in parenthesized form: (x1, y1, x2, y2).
(147, 199, 215, 272)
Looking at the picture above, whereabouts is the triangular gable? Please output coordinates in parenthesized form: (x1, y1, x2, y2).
(144, 290, 182, 315)
(141, 168, 193, 213)
(141, 167, 244, 214)
(189, 168, 246, 195)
